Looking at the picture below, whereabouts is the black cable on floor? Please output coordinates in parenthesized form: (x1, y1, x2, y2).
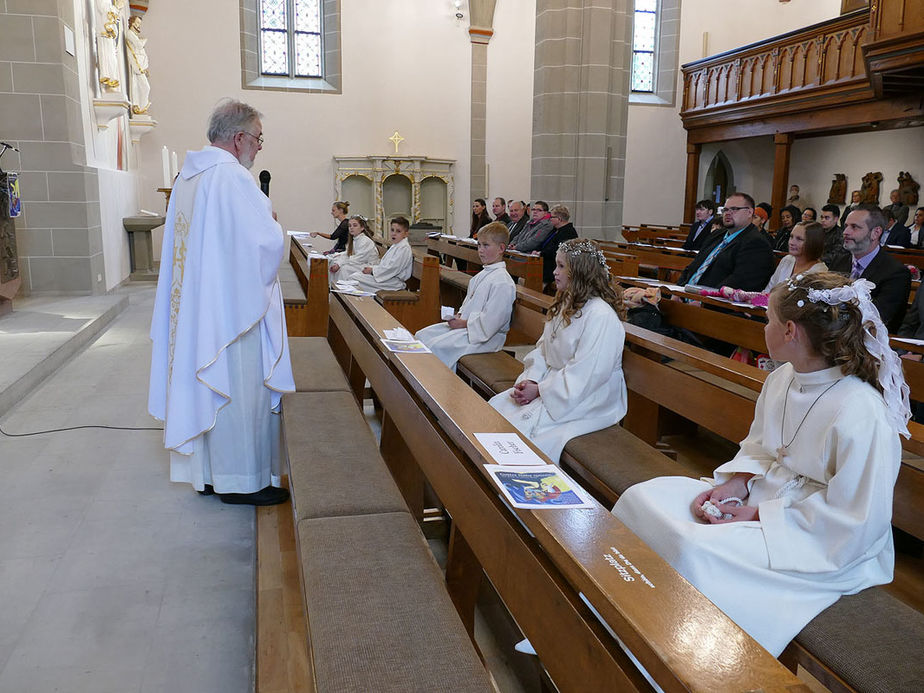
(0, 423, 163, 437)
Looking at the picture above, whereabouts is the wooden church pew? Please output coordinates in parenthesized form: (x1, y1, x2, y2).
(284, 239, 331, 337)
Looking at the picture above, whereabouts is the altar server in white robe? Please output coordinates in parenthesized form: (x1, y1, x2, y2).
(490, 239, 627, 462)
(149, 99, 294, 506)
(353, 216, 414, 292)
(613, 272, 910, 656)
(328, 215, 378, 285)
(415, 222, 516, 370)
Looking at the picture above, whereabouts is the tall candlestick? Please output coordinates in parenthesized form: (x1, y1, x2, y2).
(161, 145, 170, 188)
(171, 151, 179, 180)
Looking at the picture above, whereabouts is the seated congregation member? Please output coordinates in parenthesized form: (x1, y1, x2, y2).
(831, 205, 911, 332)
(353, 216, 413, 292)
(506, 200, 529, 245)
(885, 188, 910, 227)
(880, 207, 911, 248)
(536, 204, 577, 292)
(509, 201, 554, 253)
(415, 222, 516, 370)
(801, 207, 817, 223)
(678, 192, 774, 291)
(613, 272, 910, 657)
(489, 239, 627, 462)
(752, 206, 771, 243)
(470, 198, 491, 238)
(840, 190, 862, 226)
(773, 205, 801, 252)
(909, 207, 924, 248)
(328, 215, 378, 285)
(492, 197, 510, 225)
(819, 203, 849, 267)
(310, 200, 350, 254)
(763, 221, 827, 291)
(682, 199, 718, 251)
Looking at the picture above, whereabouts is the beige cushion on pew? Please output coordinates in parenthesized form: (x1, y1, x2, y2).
(298, 512, 493, 693)
(282, 392, 407, 521)
(289, 336, 350, 392)
(795, 588, 924, 692)
(375, 289, 418, 303)
(562, 426, 691, 498)
(458, 352, 523, 393)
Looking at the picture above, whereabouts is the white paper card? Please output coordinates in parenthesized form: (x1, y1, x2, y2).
(894, 337, 924, 346)
(474, 433, 546, 466)
(383, 327, 415, 342)
(441, 306, 456, 320)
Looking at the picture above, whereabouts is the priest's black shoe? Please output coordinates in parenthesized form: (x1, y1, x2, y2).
(198, 484, 215, 496)
(218, 486, 289, 506)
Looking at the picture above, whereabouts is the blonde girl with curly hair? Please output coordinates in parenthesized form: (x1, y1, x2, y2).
(489, 238, 628, 462)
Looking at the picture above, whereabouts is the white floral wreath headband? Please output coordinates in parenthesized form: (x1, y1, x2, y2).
(563, 240, 609, 270)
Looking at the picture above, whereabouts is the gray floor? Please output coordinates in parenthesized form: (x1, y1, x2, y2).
(0, 286, 255, 693)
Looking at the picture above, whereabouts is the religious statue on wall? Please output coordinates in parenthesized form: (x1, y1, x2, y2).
(860, 171, 883, 204)
(898, 172, 920, 207)
(125, 15, 151, 115)
(828, 173, 847, 204)
(95, 0, 125, 90)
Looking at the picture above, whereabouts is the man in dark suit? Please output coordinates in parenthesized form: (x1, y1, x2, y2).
(682, 199, 718, 251)
(831, 205, 911, 332)
(909, 207, 924, 248)
(678, 192, 774, 291)
(506, 201, 529, 244)
(879, 206, 911, 248)
(819, 204, 850, 267)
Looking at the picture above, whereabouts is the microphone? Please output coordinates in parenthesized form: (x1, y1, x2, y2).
(0, 142, 20, 152)
(259, 169, 271, 197)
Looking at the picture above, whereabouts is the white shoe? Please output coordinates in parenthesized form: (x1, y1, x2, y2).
(514, 638, 537, 656)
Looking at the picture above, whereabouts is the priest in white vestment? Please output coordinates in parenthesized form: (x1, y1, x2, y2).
(148, 99, 294, 506)
(415, 222, 516, 370)
(352, 217, 413, 292)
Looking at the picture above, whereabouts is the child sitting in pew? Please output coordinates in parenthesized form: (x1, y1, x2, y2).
(415, 222, 517, 370)
(613, 272, 909, 657)
(489, 238, 627, 462)
(328, 215, 378, 285)
(352, 216, 414, 292)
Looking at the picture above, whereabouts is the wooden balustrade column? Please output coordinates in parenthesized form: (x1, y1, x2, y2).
(683, 140, 701, 223)
(771, 133, 793, 228)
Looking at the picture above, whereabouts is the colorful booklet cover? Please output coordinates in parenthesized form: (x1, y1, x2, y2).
(485, 464, 595, 510)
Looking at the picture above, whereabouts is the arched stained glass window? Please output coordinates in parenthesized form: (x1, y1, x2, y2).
(259, 0, 323, 78)
(631, 0, 658, 93)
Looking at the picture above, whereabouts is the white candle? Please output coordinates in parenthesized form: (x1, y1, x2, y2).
(161, 145, 170, 188)
(171, 151, 179, 180)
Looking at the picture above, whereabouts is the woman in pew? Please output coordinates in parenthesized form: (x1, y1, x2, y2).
(328, 215, 378, 285)
(415, 222, 516, 370)
(763, 221, 827, 291)
(489, 239, 628, 462)
(772, 205, 801, 252)
(613, 272, 910, 657)
(310, 200, 350, 254)
(353, 215, 414, 292)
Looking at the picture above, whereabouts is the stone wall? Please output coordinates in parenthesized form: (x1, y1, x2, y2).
(0, 0, 104, 294)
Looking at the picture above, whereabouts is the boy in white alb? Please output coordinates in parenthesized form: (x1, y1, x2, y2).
(353, 216, 414, 292)
(416, 222, 517, 370)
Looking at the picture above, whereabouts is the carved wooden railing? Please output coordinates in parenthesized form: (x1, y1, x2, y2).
(681, 10, 872, 120)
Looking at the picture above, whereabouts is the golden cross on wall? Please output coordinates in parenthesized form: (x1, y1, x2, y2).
(388, 131, 405, 154)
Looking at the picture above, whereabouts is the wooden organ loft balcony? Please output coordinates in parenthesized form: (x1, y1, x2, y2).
(679, 1, 924, 144)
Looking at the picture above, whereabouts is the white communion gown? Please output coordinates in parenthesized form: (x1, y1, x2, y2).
(353, 237, 414, 292)
(415, 261, 516, 370)
(612, 363, 900, 656)
(489, 297, 627, 462)
(327, 233, 380, 285)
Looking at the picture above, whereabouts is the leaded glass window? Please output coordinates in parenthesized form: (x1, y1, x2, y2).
(631, 0, 658, 93)
(260, 0, 322, 78)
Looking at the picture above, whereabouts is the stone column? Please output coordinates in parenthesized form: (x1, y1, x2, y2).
(531, 0, 633, 240)
(0, 1, 106, 294)
(468, 0, 497, 202)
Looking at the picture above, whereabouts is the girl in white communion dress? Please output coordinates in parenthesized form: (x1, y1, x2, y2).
(612, 271, 911, 656)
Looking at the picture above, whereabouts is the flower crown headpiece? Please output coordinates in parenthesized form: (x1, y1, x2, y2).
(784, 275, 911, 437)
(564, 240, 609, 269)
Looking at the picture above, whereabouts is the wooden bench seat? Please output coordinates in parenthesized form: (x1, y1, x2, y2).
(282, 391, 408, 523)
(289, 336, 351, 393)
(297, 511, 493, 693)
